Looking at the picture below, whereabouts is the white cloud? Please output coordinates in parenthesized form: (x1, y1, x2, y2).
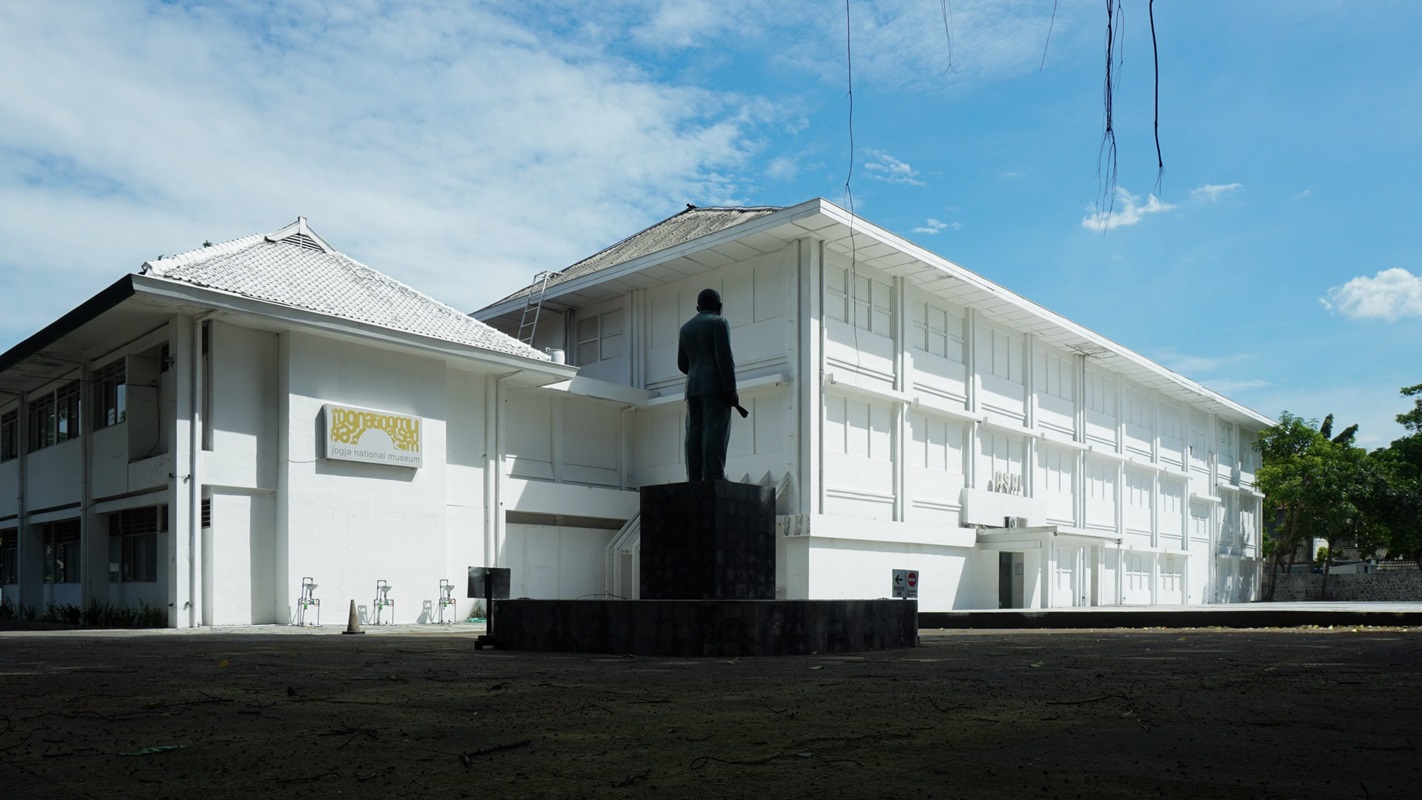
(764, 156, 799, 182)
(913, 218, 946, 234)
(1321, 268, 1422, 321)
(766, 0, 1083, 91)
(1190, 182, 1242, 202)
(1080, 188, 1176, 231)
(0, 1, 782, 344)
(863, 149, 924, 186)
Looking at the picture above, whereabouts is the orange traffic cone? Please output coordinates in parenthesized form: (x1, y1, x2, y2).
(342, 600, 365, 635)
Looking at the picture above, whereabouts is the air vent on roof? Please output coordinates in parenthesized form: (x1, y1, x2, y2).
(284, 232, 325, 252)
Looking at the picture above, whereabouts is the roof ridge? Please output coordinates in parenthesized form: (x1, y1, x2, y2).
(142, 233, 267, 275)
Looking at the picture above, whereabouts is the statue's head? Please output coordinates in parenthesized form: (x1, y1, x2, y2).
(696, 288, 722, 314)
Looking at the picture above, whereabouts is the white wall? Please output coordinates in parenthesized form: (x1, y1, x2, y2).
(505, 523, 616, 599)
(280, 332, 454, 625)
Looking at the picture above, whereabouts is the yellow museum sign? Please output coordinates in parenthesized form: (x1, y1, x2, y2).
(322, 403, 423, 468)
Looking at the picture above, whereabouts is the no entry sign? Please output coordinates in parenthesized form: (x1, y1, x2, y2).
(892, 569, 919, 599)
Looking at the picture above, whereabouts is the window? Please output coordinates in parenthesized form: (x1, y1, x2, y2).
(1, 528, 16, 584)
(910, 300, 964, 361)
(56, 381, 80, 443)
(93, 359, 126, 429)
(1086, 369, 1115, 415)
(27, 392, 55, 452)
(575, 309, 625, 366)
(42, 519, 80, 584)
(978, 325, 1023, 383)
(1, 409, 16, 462)
(109, 506, 163, 583)
(27, 380, 83, 453)
(825, 265, 893, 336)
(1036, 349, 1074, 402)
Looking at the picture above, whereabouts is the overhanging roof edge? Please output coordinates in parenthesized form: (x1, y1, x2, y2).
(474, 199, 832, 321)
(0, 275, 136, 375)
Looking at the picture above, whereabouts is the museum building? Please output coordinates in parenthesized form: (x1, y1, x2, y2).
(0, 200, 1271, 625)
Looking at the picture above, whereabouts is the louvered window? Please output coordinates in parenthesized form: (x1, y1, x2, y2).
(286, 232, 324, 252)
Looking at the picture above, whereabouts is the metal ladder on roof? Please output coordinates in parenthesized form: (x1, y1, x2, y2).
(516, 271, 553, 347)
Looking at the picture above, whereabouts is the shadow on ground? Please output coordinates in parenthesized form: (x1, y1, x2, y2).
(1, 627, 1418, 799)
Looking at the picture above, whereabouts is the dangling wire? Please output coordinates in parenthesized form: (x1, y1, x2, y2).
(1150, 0, 1165, 193)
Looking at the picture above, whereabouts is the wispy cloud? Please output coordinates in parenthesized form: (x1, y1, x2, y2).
(912, 218, 960, 235)
(1080, 188, 1175, 231)
(0, 1, 780, 341)
(863, 150, 924, 186)
(1322, 268, 1422, 321)
(1190, 182, 1242, 202)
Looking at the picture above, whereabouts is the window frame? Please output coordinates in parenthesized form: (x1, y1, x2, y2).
(0, 409, 16, 462)
(92, 359, 127, 430)
(42, 519, 81, 584)
(109, 506, 164, 583)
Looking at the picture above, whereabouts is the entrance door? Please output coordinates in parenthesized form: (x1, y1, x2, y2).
(998, 552, 1024, 609)
(1054, 546, 1080, 608)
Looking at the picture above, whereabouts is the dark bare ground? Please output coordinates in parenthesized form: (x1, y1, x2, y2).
(1, 627, 1419, 799)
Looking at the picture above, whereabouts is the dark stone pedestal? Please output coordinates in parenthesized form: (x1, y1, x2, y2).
(640, 481, 775, 600)
(493, 599, 918, 657)
(487, 481, 920, 657)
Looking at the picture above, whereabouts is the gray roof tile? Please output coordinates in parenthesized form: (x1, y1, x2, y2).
(488, 205, 781, 307)
(145, 221, 546, 360)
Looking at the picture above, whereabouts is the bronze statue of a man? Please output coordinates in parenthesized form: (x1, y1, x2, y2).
(677, 288, 739, 482)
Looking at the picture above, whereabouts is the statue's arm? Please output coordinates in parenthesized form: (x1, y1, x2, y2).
(714, 317, 738, 406)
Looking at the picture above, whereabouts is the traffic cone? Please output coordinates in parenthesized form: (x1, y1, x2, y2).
(342, 600, 365, 635)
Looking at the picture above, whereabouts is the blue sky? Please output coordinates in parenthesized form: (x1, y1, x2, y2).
(2, 1, 1419, 446)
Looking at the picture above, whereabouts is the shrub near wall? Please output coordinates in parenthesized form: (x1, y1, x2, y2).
(1272, 572, 1422, 602)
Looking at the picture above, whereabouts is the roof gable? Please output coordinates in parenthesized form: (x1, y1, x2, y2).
(487, 205, 781, 308)
(144, 219, 546, 360)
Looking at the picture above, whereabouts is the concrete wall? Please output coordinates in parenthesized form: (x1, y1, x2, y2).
(280, 332, 459, 625)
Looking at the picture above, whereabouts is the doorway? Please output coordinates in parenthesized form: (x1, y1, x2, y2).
(998, 552, 1024, 609)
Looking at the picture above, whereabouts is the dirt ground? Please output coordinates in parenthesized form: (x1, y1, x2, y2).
(1, 625, 1419, 800)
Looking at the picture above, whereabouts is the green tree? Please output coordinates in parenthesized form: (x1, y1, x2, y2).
(1254, 412, 1384, 600)
(1254, 413, 1327, 599)
(1371, 384, 1422, 568)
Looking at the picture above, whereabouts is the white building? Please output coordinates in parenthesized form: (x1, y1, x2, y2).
(475, 199, 1270, 611)
(0, 200, 1269, 626)
(0, 218, 636, 626)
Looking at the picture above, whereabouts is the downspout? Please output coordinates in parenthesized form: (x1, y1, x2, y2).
(482, 375, 498, 568)
(187, 315, 213, 627)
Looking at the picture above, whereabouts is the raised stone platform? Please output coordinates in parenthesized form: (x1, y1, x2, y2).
(639, 480, 775, 600)
(492, 598, 918, 657)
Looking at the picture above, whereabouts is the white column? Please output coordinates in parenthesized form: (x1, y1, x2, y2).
(892, 276, 908, 522)
(795, 238, 823, 516)
(168, 316, 197, 627)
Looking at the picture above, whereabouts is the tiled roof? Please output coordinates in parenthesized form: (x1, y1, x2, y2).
(144, 218, 547, 360)
(488, 205, 781, 307)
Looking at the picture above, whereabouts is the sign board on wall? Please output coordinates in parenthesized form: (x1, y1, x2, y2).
(322, 404, 423, 468)
(892, 569, 919, 599)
